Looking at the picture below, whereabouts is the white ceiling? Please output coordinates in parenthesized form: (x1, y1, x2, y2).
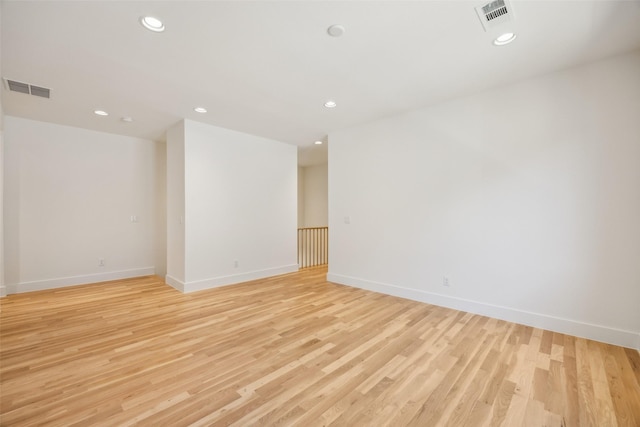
(2, 1, 640, 166)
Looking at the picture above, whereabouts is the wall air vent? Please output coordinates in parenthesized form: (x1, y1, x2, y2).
(29, 85, 51, 98)
(475, 0, 514, 31)
(7, 80, 29, 94)
(3, 78, 51, 98)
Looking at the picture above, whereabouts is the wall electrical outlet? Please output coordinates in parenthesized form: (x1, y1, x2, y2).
(443, 276, 450, 287)
(234, 260, 239, 268)
(99, 258, 105, 267)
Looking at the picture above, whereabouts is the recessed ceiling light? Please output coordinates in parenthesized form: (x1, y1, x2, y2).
(314, 140, 323, 145)
(194, 107, 207, 113)
(121, 116, 134, 123)
(327, 25, 345, 37)
(94, 110, 108, 116)
(493, 32, 516, 46)
(324, 100, 337, 108)
(140, 16, 165, 32)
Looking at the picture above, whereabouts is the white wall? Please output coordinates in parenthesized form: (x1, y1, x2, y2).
(166, 122, 186, 284)
(0, 1, 5, 297)
(166, 120, 298, 292)
(0, 125, 4, 297)
(302, 163, 328, 228)
(154, 141, 167, 278)
(298, 166, 305, 228)
(4, 117, 159, 292)
(0, 114, 4, 298)
(328, 51, 640, 350)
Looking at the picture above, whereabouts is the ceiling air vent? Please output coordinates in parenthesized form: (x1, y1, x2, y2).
(475, 0, 514, 32)
(3, 78, 51, 99)
(29, 85, 51, 98)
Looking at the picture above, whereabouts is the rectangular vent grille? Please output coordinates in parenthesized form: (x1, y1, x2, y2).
(485, 6, 508, 21)
(8, 80, 29, 94)
(3, 78, 51, 98)
(475, 0, 514, 31)
(481, 0, 506, 15)
(30, 85, 51, 98)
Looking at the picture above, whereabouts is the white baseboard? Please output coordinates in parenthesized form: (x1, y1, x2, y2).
(165, 274, 185, 292)
(0, 285, 6, 298)
(7, 267, 156, 294)
(327, 272, 640, 351)
(167, 264, 299, 294)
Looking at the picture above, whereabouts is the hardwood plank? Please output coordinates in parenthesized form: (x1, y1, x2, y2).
(1, 268, 638, 426)
(604, 345, 638, 426)
(588, 340, 622, 426)
(575, 338, 598, 427)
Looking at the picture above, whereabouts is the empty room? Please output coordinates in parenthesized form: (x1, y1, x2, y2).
(1, 1, 639, 426)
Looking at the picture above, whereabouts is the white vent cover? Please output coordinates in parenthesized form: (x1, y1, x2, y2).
(475, 0, 514, 31)
(3, 78, 51, 98)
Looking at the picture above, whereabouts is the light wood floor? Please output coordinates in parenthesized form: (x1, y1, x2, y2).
(1, 267, 639, 426)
